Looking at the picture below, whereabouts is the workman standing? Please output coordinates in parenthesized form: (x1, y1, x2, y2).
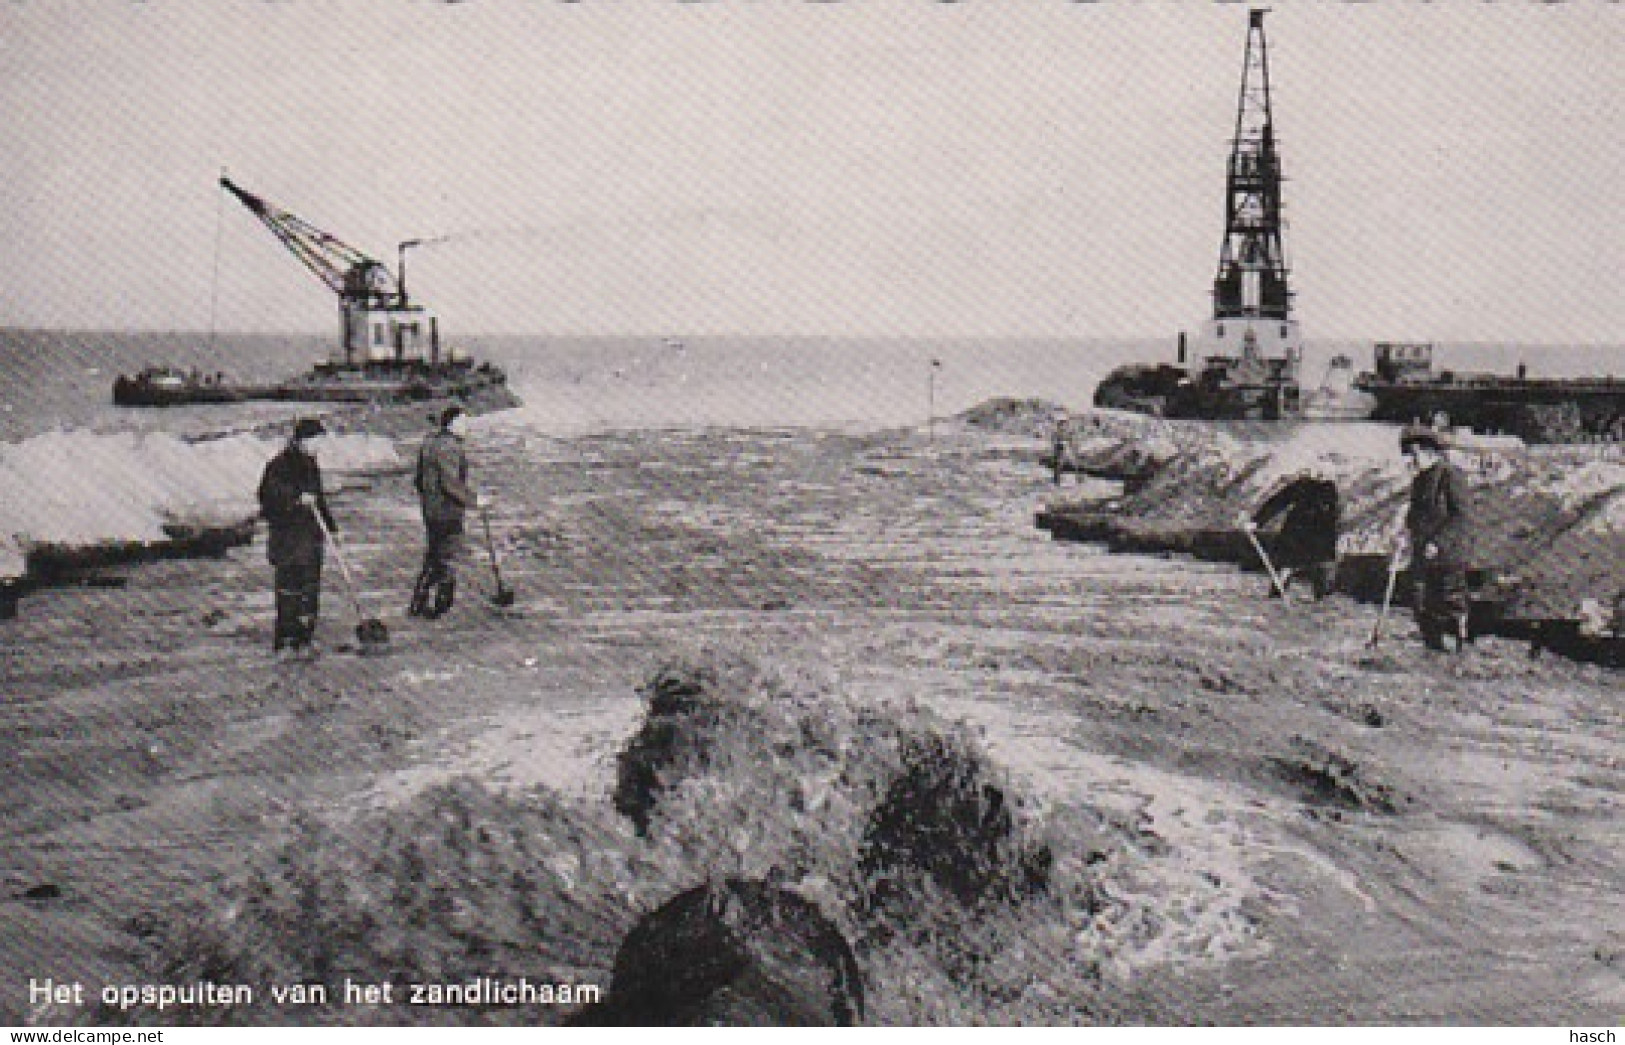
(257, 417, 335, 657)
(1050, 412, 1076, 486)
(1400, 425, 1475, 652)
(1242, 468, 1341, 602)
(410, 405, 478, 619)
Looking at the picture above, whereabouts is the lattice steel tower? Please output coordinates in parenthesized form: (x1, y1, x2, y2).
(1200, 9, 1300, 370)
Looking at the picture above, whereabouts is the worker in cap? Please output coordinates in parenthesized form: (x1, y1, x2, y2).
(1398, 423, 1446, 455)
(410, 404, 480, 619)
(1399, 423, 1475, 652)
(1050, 410, 1077, 486)
(256, 417, 335, 657)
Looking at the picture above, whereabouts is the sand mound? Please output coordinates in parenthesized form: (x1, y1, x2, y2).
(1272, 736, 1408, 815)
(1055, 425, 1625, 622)
(586, 878, 864, 1026)
(858, 725, 1053, 917)
(612, 648, 1055, 917)
(101, 779, 659, 1027)
(75, 632, 1293, 1026)
(612, 649, 880, 886)
(957, 397, 1064, 435)
(0, 429, 399, 580)
(610, 647, 1110, 1022)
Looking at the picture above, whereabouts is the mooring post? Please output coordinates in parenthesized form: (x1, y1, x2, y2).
(928, 358, 942, 447)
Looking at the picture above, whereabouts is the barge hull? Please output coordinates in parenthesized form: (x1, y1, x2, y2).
(1359, 381, 1625, 442)
(113, 364, 515, 410)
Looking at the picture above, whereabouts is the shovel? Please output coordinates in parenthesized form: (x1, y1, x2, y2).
(311, 505, 391, 653)
(1367, 545, 1404, 649)
(1242, 523, 1293, 606)
(478, 503, 516, 608)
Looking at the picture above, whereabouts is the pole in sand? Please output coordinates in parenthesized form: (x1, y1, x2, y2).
(927, 359, 942, 446)
(1367, 543, 1404, 649)
(1241, 522, 1293, 607)
(479, 502, 516, 608)
(311, 505, 391, 653)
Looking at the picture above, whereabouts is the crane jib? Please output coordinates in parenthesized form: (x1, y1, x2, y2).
(218, 176, 393, 303)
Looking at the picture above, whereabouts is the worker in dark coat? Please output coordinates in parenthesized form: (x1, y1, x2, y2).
(1050, 412, 1076, 486)
(410, 405, 476, 619)
(1401, 425, 1475, 652)
(1243, 469, 1341, 601)
(256, 418, 335, 655)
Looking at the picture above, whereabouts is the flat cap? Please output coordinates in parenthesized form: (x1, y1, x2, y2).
(293, 417, 326, 440)
(1399, 423, 1444, 453)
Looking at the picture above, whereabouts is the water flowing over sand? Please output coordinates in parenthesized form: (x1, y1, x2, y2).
(0, 430, 400, 579)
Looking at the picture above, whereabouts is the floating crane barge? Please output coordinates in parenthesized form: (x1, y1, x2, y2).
(1092, 14, 1619, 443)
(1354, 343, 1625, 443)
(1095, 10, 1307, 421)
(113, 177, 517, 413)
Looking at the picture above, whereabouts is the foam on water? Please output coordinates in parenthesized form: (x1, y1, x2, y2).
(0, 429, 400, 579)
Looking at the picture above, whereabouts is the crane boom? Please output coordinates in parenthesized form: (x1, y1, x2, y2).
(218, 175, 442, 367)
(219, 175, 398, 308)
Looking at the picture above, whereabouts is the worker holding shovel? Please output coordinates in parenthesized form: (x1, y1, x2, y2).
(1400, 425, 1476, 653)
(257, 417, 336, 658)
(1239, 467, 1342, 604)
(410, 405, 481, 620)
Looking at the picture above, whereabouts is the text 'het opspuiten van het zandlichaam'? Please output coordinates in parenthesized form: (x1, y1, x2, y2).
(28, 977, 602, 1014)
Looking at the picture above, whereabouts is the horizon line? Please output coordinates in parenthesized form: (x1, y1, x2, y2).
(4, 325, 1622, 350)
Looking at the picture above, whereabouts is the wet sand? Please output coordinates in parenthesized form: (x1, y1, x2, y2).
(1, 416, 1620, 1025)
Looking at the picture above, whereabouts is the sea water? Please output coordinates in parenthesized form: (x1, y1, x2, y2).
(0, 328, 1618, 575)
(0, 330, 1153, 441)
(4, 328, 1620, 443)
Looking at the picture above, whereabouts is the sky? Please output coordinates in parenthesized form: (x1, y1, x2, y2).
(1, 2, 1621, 342)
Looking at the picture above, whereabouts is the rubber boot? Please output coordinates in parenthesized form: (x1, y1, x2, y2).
(408, 569, 435, 618)
(274, 586, 302, 651)
(1454, 614, 1472, 654)
(293, 613, 319, 657)
(432, 576, 456, 618)
(1310, 562, 1334, 603)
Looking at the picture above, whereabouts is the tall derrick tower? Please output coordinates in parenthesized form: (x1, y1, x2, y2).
(1188, 9, 1303, 416)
